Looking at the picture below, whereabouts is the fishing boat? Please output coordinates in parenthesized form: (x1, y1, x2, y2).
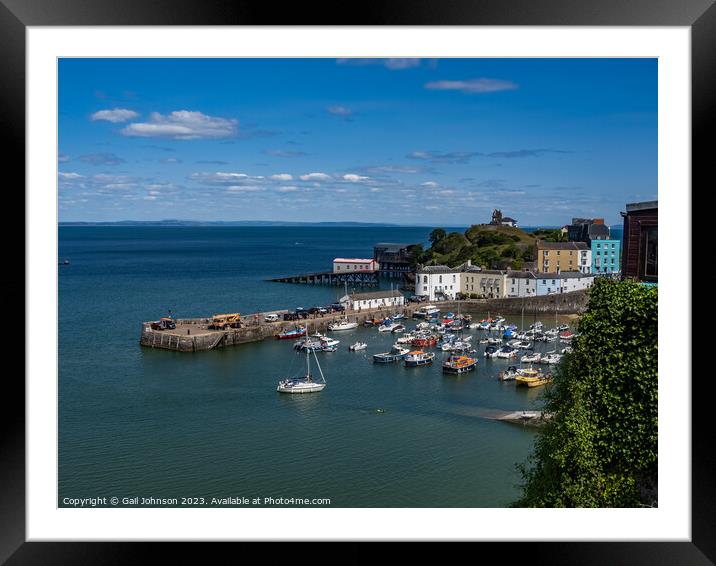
(373, 345, 409, 363)
(559, 331, 574, 342)
(378, 320, 399, 332)
(275, 326, 307, 340)
(276, 346, 326, 394)
(328, 318, 359, 331)
(516, 368, 552, 388)
(541, 352, 563, 365)
(484, 345, 499, 358)
(411, 336, 438, 348)
(442, 355, 478, 374)
(349, 341, 367, 351)
(391, 313, 406, 321)
(487, 337, 502, 345)
(558, 324, 570, 331)
(496, 345, 518, 359)
(391, 324, 406, 333)
(321, 345, 338, 352)
(413, 305, 440, 319)
(498, 365, 519, 381)
(520, 351, 542, 363)
(404, 350, 435, 367)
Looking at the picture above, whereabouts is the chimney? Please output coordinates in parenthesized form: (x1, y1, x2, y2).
(466, 259, 471, 267)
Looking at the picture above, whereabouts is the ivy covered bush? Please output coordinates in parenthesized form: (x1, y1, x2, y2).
(513, 278, 658, 507)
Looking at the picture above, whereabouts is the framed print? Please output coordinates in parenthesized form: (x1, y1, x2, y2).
(6, 0, 709, 562)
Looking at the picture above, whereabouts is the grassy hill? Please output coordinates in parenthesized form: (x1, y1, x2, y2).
(418, 224, 548, 270)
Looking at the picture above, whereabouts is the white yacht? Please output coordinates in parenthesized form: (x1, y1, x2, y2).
(276, 347, 327, 394)
(328, 318, 358, 331)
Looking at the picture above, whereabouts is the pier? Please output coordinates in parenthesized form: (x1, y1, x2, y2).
(139, 289, 587, 354)
(269, 270, 379, 286)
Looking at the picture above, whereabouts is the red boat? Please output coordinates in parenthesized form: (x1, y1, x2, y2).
(275, 326, 306, 340)
(411, 336, 437, 347)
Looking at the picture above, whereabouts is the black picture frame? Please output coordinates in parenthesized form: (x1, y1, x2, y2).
(5, 0, 706, 562)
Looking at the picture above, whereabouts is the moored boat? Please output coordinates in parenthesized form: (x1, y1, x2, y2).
(404, 350, 435, 367)
(276, 347, 327, 394)
(275, 326, 307, 340)
(373, 345, 409, 363)
(349, 341, 367, 351)
(328, 319, 359, 331)
(515, 368, 552, 388)
(442, 355, 478, 374)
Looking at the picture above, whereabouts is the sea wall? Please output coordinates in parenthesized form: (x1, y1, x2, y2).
(457, 290, 589, 315)
(139, 289, 589, 353)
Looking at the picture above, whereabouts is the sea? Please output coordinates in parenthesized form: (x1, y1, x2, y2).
(58, 225, 618, 508)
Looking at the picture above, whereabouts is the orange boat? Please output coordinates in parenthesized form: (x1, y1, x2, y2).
(442, 355, 478, 374)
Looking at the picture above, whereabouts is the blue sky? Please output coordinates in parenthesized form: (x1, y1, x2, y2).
(58, 58, 656, 226)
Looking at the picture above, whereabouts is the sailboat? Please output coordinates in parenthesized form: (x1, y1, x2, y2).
(276, 340, 327, 394)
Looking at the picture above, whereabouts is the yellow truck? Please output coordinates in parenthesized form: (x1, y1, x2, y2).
(208, 313, 241, 330)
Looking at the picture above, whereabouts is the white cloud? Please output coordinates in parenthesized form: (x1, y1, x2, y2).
(424, 78, 518, 94)
(58, 172, 83, 180)
(327, 106, 352, 117)
(342, 174, 369, 182)
(277, 186, 298, 193)
(91, 108, 140, 123)
(336, 58, 422, 70)
(58, 153, 71, 163)
(421, 181, 439, 188)
(121, 110, 238, 140)
(299, 172, 331, 181)
(227, 186, 261, 193)
(270, 173, 293, 181)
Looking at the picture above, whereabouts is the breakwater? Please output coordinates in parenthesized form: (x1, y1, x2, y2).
(139, 289, 588, 353)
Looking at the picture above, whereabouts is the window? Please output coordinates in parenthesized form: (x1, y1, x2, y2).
(551, 279, 556, 284)
(423, 275, 427, 283)
(642, 226, 658, 280)
(511, 287, 515, 293)
(557, 251, 560, 256)
(512, 278, 516, 284)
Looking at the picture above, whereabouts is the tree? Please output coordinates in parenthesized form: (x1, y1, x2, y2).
(429, 228, 447, 245)
(512, 279, 658, 507)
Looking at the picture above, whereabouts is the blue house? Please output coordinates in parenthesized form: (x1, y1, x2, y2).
(591, 239, 621, 274)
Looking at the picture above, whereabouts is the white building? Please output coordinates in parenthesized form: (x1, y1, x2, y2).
(339, 289, 404, 311)
(506, 271, 538, 297)
(333, 258, 379, 273)
(415, 265, 463, 300)
(578, 249, 592, 274)
(535, 272, 595, 295)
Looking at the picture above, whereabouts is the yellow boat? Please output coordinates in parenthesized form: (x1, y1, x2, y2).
(515, 368, 553, 388)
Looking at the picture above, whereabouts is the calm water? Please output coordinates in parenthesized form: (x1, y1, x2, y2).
(58, 226, 572, 508)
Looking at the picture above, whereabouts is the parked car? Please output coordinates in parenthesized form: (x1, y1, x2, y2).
(264, 313, 280, 322)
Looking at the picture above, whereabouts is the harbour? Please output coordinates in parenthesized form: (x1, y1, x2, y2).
(59, 225, 569, 507)
(140, 294, 587, 352)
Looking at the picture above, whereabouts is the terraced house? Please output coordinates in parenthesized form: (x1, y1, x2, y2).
(536, 241, 591, 274)
(461, 269, 508, 298)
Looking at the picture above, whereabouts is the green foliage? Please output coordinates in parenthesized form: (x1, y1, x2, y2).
(429, 228, 447, 245)
(511, 258, 523, 270)
(512, 279, 658, 507)
(407, 244, 424, 266)
(521, 246, 536, 261)
(533, 228, 566, 242)
(432, 231, 469, 256)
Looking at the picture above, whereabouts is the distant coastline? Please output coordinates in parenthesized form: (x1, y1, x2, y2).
(58, 220, 403, 227)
